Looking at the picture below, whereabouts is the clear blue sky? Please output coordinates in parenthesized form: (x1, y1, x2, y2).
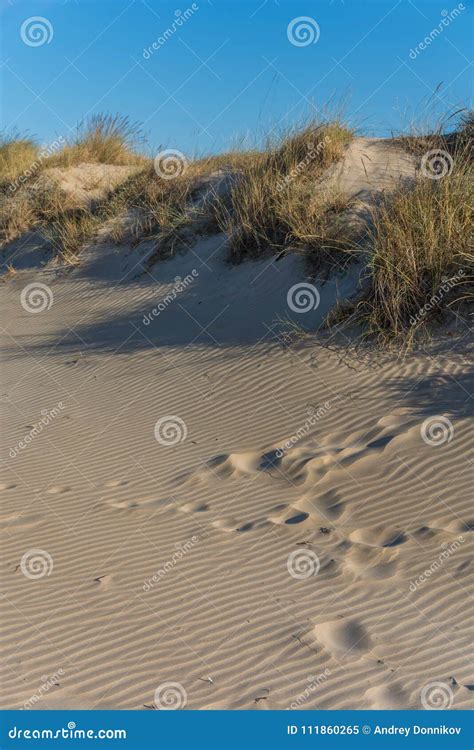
(1, 0, 473, 156)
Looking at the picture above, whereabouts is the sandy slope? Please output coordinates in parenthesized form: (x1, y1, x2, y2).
(1, 140, 473, 711)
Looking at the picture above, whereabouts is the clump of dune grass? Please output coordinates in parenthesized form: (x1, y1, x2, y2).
(0, 114, 146, 244)
(0, 179, 101, 262)
(395, 106, 473, 162)
(0, 181, 74, 244)
(0, 189, 36, 241)
(46, 114, 146, 168)
(0, 133, 38, 186)
(337, 139, 473, 348)
(458, 109, 473, 158)
(281, 188, 359, 274)
(0, 117, 357, 268)
(102, 155, 237, 262)
(105, 165, 190, 236)
(212, 120, 355, 266)
(42, 207, 100, 264)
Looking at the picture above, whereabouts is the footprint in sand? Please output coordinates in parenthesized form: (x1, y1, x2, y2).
(284, 511, 309, 525)
(46, 486, 70, 495)
(412, 525, 441, 541)
(107, 497, 172, 511)
(212, 517, 254, 532)
(439, 519, 474, 533)
(308, 618, 374, 659)
(268, 490, 345, 530)
(349, 525, 407, 548)
(343, 542, 399, 580)
(269, 506, 309, 526)
(180, 500, 209, 513)
(365, 682, 411, 709)
(103, 479, 129, 488)
(182, 411, 419, 499)
(295, 489, 346, 522)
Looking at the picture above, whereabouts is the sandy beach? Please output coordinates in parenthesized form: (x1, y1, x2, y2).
(1, 132, 473, 711)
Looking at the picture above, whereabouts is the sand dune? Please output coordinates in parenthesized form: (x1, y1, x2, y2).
(1, 138, 472, 711)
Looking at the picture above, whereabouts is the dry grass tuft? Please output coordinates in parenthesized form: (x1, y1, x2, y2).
(0, 117, 355, 266)
(102, 157, 235, 261)
(0, 189, 37, 241)
(211, 120, 355, 266)
(46, 114, 146, 168)
(106, 166, 189, 234)
(42, 207, 100, 264)
(0, 180, 100, 261)
(0, 134, 38, 186)
(338, 138, 473, 347)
